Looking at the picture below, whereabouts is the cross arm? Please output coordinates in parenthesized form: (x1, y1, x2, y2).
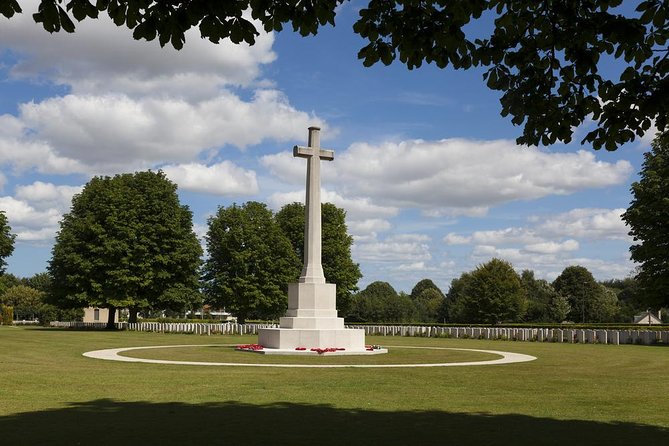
(293, 146, 335, 161)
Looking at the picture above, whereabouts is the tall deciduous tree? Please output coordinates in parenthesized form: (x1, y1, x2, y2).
(8, 1, 669, 150)
(275, 202, 362, 315)
(448, 258, 526, 324)
(552, 265, 620, 322)
(0, 211, 16, 274)
(49, 171, 202, 328)
(623, 133, 669, 308)
(203, 201, 300, 323)
(410, 279, 446, 323)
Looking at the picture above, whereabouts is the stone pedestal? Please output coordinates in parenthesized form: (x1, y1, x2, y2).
(258, 282, 367, 351)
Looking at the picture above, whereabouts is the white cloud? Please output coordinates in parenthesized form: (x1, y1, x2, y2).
(0, 195, 61, 241)
(331, 138, 632, 215)
(524, 239, 579, 254)
(536, 208, 630, 241)
(0, 182, 83, 242)
(443, 233, 471, 245)
(0, 5, 326, 177)
(0, 1, 276, 98)
(352, 233, 432, 262)
(162, 162, 258, 196)
(17, 91, 322, 170)
(14, 182, 81, 211)
(347, 218, 392, 237)
(396, 261, 436, 272)
(267, 189, 399, 221)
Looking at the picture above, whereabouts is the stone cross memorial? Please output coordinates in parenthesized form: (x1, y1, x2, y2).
(258, 127, 384, 355)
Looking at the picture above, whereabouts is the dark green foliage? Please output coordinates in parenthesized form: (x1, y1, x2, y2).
(0, 210, 16, 274)
(448, 258, 527, 324)
(413, 288, 445, 323)
(410, 278, 444, 300)
(275, 202, 362, 314)
(10, 1, 669, 150)
(410, 279, 446, 322)
(48, 171, 202, 327)
(552, 265, 620, 323)
(21, 272, 52, 293)
(623, 133, 669, 308)
(520, 270, 566, 322)
(600, 277, 645, 321)
(348, 281, 415, 323)
(203, 201, 300, 323)
(0, 273, 21, 296)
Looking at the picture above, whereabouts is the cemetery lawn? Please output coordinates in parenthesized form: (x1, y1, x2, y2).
(1, 326, 667, 445)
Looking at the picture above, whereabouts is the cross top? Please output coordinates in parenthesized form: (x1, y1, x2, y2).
(293, 127, 334, 284)
(293, 126, 334, 161)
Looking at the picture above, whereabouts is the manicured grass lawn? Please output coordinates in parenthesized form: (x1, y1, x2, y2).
(1, 326, 667, 445)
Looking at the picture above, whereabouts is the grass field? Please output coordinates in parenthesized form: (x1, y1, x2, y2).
(1, 326, 667, 445)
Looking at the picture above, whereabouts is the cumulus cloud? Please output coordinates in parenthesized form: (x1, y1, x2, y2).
(0, 195, 62, 241)
(352, 234, 432, 262)
(524, 239, 580, 254)
(14, 182, 82, 211)
(0, 0, 276, 97)
(536, 208, 630, 241)
(0, 182, 85, 242)
(267, 189, 399, 221)
(0, 3, 326, 177)
(332, 138, 632, 215)
(347, 218, 392, 237)
(161, 161, 258, 196)
(16, 90, 322, 169)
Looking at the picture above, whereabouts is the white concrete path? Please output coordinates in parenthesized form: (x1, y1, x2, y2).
(83, 344, 537, 368)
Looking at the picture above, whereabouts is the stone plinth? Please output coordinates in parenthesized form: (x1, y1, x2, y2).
(258, 282, 367, 351)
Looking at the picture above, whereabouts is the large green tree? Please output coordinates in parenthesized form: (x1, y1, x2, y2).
(6, 1, 668, 150)
(552, 265, 619, 322)
(448, 258, 527, 324)
(409, 279, 445, 323)
(348, 281, 415, 323)
(275, 202, 362, 315)
(203, 201, 300, 323)
(49, 171, 202, 328)
(622, 133, 669, 308)
(0, 211, 16, 275)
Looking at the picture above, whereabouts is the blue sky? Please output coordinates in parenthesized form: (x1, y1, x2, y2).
(0, 1, 647, 293)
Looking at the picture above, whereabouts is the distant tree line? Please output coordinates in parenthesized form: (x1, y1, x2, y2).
(346, 260, 659, 325)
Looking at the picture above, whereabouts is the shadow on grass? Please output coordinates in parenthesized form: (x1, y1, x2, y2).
(2, 399, 667, 445)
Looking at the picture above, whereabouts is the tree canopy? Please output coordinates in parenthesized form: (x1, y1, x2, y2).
(448, 258, 526, 324)
(0, 211, 16, 275)
(623, 133, 669, 308)
(275, 202, 362, 314)
(347, 281, 415, 323)
(203, 201, 300, 323)
(552, 265, 619, 322)
(6, 1, 668, 150)
(48, 171, 202, 327)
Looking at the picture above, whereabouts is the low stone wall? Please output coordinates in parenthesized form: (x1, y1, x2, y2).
(48, 321, 669, 345)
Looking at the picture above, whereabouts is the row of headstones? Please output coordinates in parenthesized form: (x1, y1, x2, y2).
(123, 322, 278, 335)
(50, 321, 668, 345)
(347, 325, 669, 345)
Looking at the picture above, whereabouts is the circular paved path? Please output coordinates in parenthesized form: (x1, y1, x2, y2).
(83, 344, 537, 368)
